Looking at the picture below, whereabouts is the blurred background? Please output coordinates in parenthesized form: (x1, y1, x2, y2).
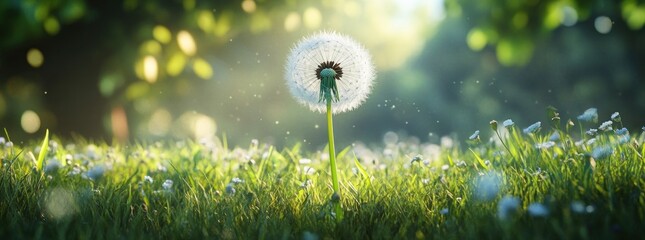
(1, 0, 644, 149)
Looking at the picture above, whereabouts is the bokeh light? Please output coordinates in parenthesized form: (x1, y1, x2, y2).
(148, 108, 172, 136)
(143, 56, 158, 83)
(177, 30, 196, 56)
(153, 25, 172, 44)
(241, 0, 256, 13)
(303, 7, 322, 29)
(26, 48, 44, 68)
(594, 16, 613, 34)
(284, 12, 301, 32)
(21, 110, 41, 133)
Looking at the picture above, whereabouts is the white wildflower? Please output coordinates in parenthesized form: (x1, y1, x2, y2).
(598, 121, 613, 131)
(86, 165, 105, 181)
(473, 171, 503, 201)
(162, 179, 174, 190)
(144, 175, 154, 184)
(440, 208, 449, 215)
(502, 119, 514, 128)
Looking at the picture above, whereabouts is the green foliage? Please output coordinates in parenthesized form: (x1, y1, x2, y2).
(1, 118, 644, 238)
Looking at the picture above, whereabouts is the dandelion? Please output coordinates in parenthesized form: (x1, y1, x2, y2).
(598, 121, 613, 131)
(591, 145, 613, 160)
(285, 32, 375, 114)
(285, 31, 375, 221)
(497, 195, 520, 220)
(502, 119, 514, 128)
(611, 112, 621, 122)
(528, 203, 549, 217)
(577, 108, 598, 122)
(523, 121, 541, 134)
(162, 179, 174, 190)
(468, 130, 480, 141)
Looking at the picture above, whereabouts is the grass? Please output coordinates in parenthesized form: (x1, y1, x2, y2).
(1, 114, 644, 239)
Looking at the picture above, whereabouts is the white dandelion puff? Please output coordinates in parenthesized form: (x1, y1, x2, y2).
(285, 32, 375, 114)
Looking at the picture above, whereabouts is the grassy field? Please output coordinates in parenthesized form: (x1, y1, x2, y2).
(1, 112, 644, 239)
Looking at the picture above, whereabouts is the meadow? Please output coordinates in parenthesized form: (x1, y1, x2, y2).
(1, 109, 644, 239)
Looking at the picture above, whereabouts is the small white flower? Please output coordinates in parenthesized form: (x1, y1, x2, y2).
(535, 141, 556, 149)
(231, 177, 244, 184)
(0, 137, 4, 145)
(527, 203, 549, 217)
(285, 32, 375, 114)
(523, 122, 541, 134)
(577, 108, 598, 122)
(44, 159, 61, 174)
(598, 121, 613, 131)
(611, 112, 621, 122)
(162, 179, 174, 190)
(473, 171, 503, 201)
(549, 132, 560, 141)
(468, 130, 480, 140)
(299, 158, 312, 165)
(144, 175, 154, 184)
(570, 201, 585, 213)
(591, 145, 613, 159)
(441, 164, 450, 171)
(502, 119, 514, 128)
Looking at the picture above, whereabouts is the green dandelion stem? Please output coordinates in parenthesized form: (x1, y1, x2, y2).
(326, 98, 343, 222)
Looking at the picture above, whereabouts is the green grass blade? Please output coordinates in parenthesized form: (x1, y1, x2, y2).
(36, 129, 49, 172)
(352, 152, 371, 186)
(469, 148, 489, 171)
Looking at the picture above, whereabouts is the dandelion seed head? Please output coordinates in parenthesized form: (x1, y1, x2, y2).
(285, 32, 375, 114)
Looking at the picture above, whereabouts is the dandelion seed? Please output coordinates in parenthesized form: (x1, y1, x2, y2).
(586, 128, 598, 136)
(225, 184, 236, 195)
(614, 127, 628, 135)
(523, 122, 541, 134)
(468, 130, 480, 140)
(528, 203, 549, 217)
(497, 195, 520, 220)
(285, 32, 375, 114)
(303, 166, 316, 175)
(571, 201, 585, 214)
(591, 145, 613, 160)
(440, 208, 449, 215)
(598, 121, 613, 131)
(144, 175, 154, 184)
(611, 112, 621, 122)
(162, 179, 174, 190)
(577, 108, 598, 122)
(502, 119, 514, 128)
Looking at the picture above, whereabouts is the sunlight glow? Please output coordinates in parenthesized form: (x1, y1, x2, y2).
(192, 58, 213, 80)
(143, 56, 158, 83)
(177, 30, 197, 56)
(148, 108, 172, 136)
(153, 25, 172, 44)
(241, 0, 256, 13)
(21, 110, 41, 133)
(284, 12, 301, 32)
(303, 7, 322, 29)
